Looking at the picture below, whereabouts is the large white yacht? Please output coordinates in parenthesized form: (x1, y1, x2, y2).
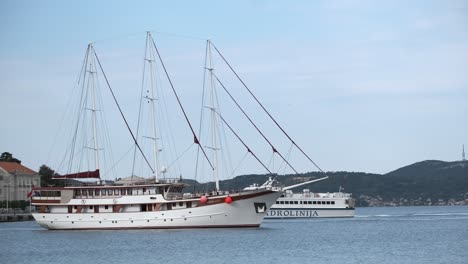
(31, 179, 281, 230)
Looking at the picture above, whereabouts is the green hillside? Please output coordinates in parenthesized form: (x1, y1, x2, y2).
(186, 160, 468, 206)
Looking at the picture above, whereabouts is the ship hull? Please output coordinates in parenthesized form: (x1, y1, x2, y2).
(265, 208, 355, 219)
(32, 190, 282, 230)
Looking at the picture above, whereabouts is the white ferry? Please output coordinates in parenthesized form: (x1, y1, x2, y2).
(245, 177, 355, 219)
(266, 188, 355, 219)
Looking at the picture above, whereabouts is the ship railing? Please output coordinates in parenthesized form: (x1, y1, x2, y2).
(32, 196, 61, 201)
(156, 178, 181, 184)
(166, 193, 184, 200)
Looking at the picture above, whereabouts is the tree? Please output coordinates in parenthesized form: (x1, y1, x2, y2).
(0, 152, 21, 163)
(39, 164, 64, 187)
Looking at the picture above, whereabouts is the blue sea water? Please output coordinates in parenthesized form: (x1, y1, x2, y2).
(1, 206, 467, 264)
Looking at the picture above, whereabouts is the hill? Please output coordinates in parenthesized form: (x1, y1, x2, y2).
(186, 160, 468, 206)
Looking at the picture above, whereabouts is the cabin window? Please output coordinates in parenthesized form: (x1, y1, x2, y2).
(89, 206, 93, 210)
(276, 201, 279, 204)
(308, 201, 312, 204)
(345, 200, 349, 204)
(280, 201, 284, 204)
(326, 201, 331, 205)
(121, 189, 126, 195)
(143, 188, 146, 193)
(313, 201, 316, 204)
(331, 201, 335, 205)
(74, 206, 77, 209)
(285, 201, 289, 204)
(105, 205, 109, 210)
(172, 203, 176, 207)
(179, 202, 183, 207)
(114, 189, 119, 195)
(128, 189, 132, 195)
(94, 189, 99, 196)
(75, 190, 81, 196)
(294, 201, 298, 204)
(82, 190, 87, 196)
(108, 189, 112, 195)
(187, 202, 192, 208)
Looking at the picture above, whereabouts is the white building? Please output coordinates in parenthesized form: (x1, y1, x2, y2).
(0, 161, 41, 201)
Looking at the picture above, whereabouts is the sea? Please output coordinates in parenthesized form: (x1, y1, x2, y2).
(1, 206, 467, 264)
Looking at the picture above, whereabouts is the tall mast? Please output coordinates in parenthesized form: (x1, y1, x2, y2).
(88, 43, 100, 171)
(146, 32, 160, 181)
(207, 41, 219, 191)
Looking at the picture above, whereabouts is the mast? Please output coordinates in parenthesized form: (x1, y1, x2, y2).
(88, 43, 100, 171)
(207, 41, 219, 191)
(145, 32, 160, 182)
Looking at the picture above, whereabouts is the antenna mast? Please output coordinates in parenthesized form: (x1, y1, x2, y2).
(463, 144, 466, 161)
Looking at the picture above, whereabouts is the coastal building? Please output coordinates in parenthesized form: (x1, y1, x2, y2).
(0, 161, 41, 202)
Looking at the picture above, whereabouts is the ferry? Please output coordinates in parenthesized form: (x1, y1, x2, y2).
(266, 188, 355, 219)
(245, 177, 355, 219)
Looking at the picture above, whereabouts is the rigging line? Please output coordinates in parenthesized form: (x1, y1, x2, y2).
(277, 143, 294, 175)
(92, 45, 155, 173)
(150, 30, 207, 41)
(165, 143, 195, 171)
(68, 45, 91, 174)
(210, 42, 327, 175)
(132, 32, 150, 177)
(212, 73, 299, 174)
(46, 47, 89, 167)
(230, 152, 249, 178)
(215, 111, 272, 174)
(194, 40, 210, 183)
(103, 144, 134, 178)
(149, 34, 214, 170)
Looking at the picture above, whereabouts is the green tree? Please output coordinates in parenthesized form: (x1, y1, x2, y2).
(0, 152, 21, 163)
(39, 164, 64, 187)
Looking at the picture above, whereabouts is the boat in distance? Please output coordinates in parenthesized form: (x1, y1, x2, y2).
(245, 177, 355, 219)
(266, 188, 355, 219)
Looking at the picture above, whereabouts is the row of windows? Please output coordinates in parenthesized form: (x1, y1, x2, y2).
(74, 189, 135, 196)
(73, 187, 162, 197)
(275, 200, 335, 205)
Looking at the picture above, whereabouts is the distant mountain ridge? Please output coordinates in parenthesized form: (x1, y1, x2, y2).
(185, 160, 468, 206)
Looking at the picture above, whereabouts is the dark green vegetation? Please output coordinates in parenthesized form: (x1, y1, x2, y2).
(187, 160, 468, 206)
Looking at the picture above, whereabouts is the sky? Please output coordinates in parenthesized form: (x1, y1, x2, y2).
(1, 0, 467, 182)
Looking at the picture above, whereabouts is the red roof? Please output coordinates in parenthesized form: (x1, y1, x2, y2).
(0, 161, 36, 174)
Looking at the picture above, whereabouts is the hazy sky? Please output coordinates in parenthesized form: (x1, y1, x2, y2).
(1, 0, 467, 181)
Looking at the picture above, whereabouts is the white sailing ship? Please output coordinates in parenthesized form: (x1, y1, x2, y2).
(31, 33, 283, 230)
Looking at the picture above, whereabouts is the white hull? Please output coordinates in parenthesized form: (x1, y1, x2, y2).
(266, 208, 354, 219)
(33, 190, 281, 230)
(265, 189, 355, 219)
